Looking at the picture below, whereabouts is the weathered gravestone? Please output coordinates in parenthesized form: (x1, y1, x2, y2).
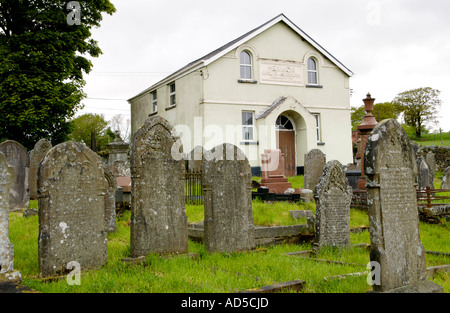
(130, 116, 188, 257)
(364, 119, 443, 293)
(202, 143, 255, 253)
(0, 152, 15, 274)
(417, 156, 434, 190)
(314, 160, 352, 251)
(106, 131, 130, 177)
(38, 141, 107, 277)
(0, 140, 30, 211)
(29, 139, 52, 200)
(103, 165, 118, 233)
(304, 149, 326, 190)
(441, 166, 450, 189)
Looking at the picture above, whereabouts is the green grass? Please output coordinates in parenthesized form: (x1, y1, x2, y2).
(411, 131, 450, 147)
(8, 197, 449, 293)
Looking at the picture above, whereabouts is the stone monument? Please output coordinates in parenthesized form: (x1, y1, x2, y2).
(260, 149, 293, 194)
(314, 160, 352, 251)
(364, 119, 443, 293)
(0, 152, 17, 276)
(38, 141, 107, 277)
(130, 116, 188, 257)
(0, 140, 30, 211)
(203, 143, 255, 253)
(304, 149, 326, 190)
(29, 139, 52, 200)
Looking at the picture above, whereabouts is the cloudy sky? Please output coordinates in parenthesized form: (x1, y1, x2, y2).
(79, 0, 450, 133)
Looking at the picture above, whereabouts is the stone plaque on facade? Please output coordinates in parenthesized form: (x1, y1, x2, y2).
(202, 143, 255, 253)
(314, 160, 352, 251)
(29, 139, 52, 200)
(0, 140, 30, 211)
(304, 149, 326, 190)
(364, 119, 443, 293)
(38, 141, 107, 277)
(0, 152, 15, 273)
(259, 59, 303, 86)
(130, 116, 188, 257)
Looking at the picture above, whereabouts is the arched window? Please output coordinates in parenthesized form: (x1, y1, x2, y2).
(276, 115, 294, 130)
(307, 57, 318, 85)
(240, 51, 252, 80)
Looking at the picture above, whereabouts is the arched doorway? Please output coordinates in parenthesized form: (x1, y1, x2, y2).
(276, 115, 296, 176)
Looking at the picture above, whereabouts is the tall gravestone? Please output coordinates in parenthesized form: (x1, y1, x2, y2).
(441, 166, 450, 189)
(130, 116, 188, 257)
(38, 141, 107, 277)
(416, 157, 434, 190)
(202, 143, 255, 253)
(364, 119, 443, 293)
(0, 140, 30, 211)
(0, 152, 15, 274)
(29, 139, 52, 200)
(106, 131, 130, 177)
(314, 160, 352, 251)
(304, 149, 326, 190)
(104, 165, 118, 233)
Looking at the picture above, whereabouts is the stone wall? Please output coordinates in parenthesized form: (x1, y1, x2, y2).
(418, 145, 450, 171)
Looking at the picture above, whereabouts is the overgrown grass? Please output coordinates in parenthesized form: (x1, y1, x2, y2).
(411, 131, 450, 147)
(8, 197, 449, 293)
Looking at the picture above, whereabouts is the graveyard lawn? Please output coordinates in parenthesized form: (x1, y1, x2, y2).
(8, 200, 450, 293)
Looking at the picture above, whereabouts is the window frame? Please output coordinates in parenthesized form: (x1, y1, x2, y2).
(151, 90, 157, 113)
(169, 83, 176, 107)
(312, 113, 321, 142)
(241, 111, 255, 142)
(307, 57, 319, 85)
(239, 50, 253, 80)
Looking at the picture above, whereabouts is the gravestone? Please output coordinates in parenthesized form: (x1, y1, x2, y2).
(260, 149, 293, 194)
(425, 151, 437, 174)
(441, 166, 450, 189)
(29, 139, 52, 200)
(364, 119, 443, 293)
(313, 160, 352, 251)
(0, 152, 15, 274)
(103, 165, 118, 233)
(106, 131, 130, 177)
(202, 143, 255, 253)
(38, 141, 107, 277)
(304, 149, 326, 190)
(0, 140, 30, 211)
(130, 116, 188, 257)
(417, 157, 433, 189)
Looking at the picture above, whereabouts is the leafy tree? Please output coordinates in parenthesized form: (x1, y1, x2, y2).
(0, 0, 116, 149)
(393, 87, 441, 138)
(351, 102, 400, 130)
(69, 113, 113, 152)
(351, 106, 365, 130)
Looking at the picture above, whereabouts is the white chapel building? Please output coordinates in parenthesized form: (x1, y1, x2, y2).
(128, 14, 354, 176)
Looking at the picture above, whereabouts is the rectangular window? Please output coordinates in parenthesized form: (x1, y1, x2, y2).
(151, 91, 157, 113)
(313, 113, 321, 142)
(169, 83, 176, 107)
(242, 111, 255, 141)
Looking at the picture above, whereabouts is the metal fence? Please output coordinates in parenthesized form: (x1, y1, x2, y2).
(185, 170, 203, 204)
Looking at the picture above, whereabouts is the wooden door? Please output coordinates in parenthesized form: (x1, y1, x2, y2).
(277, 130, 296, 176)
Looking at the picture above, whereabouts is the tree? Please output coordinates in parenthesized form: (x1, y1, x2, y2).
(0, 0, 116, 149)
(351, 102, 400, 130)
(69, 113, 113, 152)
(393, 87, 442, 138)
